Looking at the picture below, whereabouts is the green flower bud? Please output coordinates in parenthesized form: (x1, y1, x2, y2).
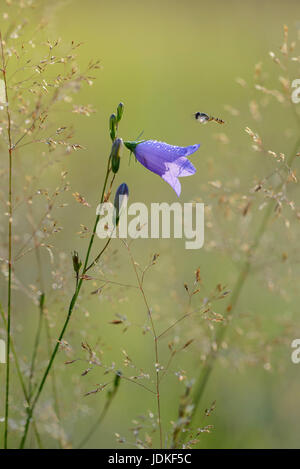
(116, 102, 124, 122)
(39, 292, 45, 309)
(109, 113, 117, 141)
(114, 371, 122, 388)
(114, 183, 129, 226)
(110, 137, 123, 174)
(72, 251, 82, 274)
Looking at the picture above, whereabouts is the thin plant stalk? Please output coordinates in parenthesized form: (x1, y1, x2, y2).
(28, 294, 44, 399)
(77, 375, 121, 449)
(0, 303, 43, 448)
(124, 242, 163, 449)
(186, 134, 300, 436)
(77, 402, 110, 449)
(44, 313, 62, 447)
(85, 238, 112, 273)
(19, 157, 113, 448)
(31, 215, 63, 446)
(1, 31, 13, 450)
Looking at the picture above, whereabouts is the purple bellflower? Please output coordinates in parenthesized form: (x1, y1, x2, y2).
(124, 140, 200, 197)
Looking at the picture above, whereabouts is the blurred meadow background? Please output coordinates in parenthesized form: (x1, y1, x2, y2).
(0, 0, 300, 449)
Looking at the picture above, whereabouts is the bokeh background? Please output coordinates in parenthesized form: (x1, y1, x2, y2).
(1, 0, 300, 449)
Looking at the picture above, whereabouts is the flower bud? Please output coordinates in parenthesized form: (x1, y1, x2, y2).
(114, 371, 122, 388)
(116, 102, 124, 122)
(39, 292, 45, 309)
(109, 113, 117, 141)
(110, 137, 123, 174)
(72, 251, 82, 274)
(114, 183, 129, 226)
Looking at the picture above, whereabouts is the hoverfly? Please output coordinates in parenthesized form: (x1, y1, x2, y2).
(194, 112, 225, 124)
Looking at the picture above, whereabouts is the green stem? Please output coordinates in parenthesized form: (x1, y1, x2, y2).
(28, 294, 45, 399)
(77, 378, 120, 449)
(0, 304, 43, 448)
(187, 134, 300, 436)
(30, 211, 63, 446)
(125, 243, 163, 448)
(84, 238, 111, 273)
(1, 30, 13, 450)
(19, 159, 112, 448)
(44, 311, 62, 448)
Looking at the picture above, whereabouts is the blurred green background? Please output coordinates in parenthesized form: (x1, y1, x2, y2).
(1, 0, 300, 449)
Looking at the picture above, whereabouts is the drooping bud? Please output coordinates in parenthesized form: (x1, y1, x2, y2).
(39, 292, 45, 310)
(109, 113, 117, 141)
(110, 137, 123, 174)
(107, 371, 122, 399)
(116, 102, 124, 122)
(72, 251, 82, 274)
(113, 183, 129, 226)
(114, 371, 122, 388)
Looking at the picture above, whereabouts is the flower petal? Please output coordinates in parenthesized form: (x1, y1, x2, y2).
(182, 143, 201, 157)
(135, 148, 165, 176)
(165, 157, 196, 178)
(133, 140, 200, 197)
(135, 141, 200, 165)
(162, 171, 182, 197)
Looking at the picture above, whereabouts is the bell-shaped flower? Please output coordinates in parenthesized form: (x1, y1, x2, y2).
(124, 140, 200, 196)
